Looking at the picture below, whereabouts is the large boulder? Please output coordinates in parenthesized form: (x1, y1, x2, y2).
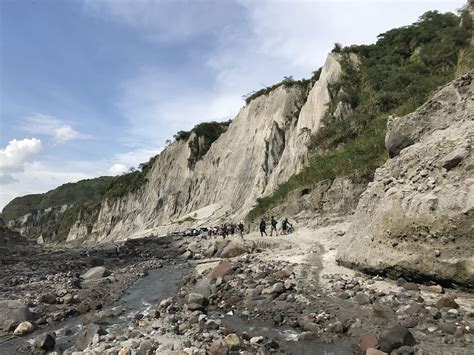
(13, 321, 35, 336)
(378, 325, 416, 353)
(337, 73, 474, 287)
(75, 323, 106, 350)
(34, 333, 56, 351)
(220, 242, 246, 258)
(80, 266, 111, 280)
(207, 262, 235, 279)
(0, 300, 33, 325)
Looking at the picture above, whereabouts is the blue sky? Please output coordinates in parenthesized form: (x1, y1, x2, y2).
(0, 0, 466, 209)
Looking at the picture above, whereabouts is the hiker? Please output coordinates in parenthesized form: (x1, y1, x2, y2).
(238, 222, 245, 238)
(222, 224, 228, 239)
(229, 224, 234, 238)
(270, 216, 278, 236)
(282, 217, 293, 235)
(259, 217, 267, 237)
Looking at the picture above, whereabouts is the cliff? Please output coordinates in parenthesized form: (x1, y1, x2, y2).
(337, 73, 474, 287)
(67, 54, 343, 242)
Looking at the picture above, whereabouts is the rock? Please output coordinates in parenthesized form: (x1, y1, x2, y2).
(442, 148, 468, 171)
(77, 303, 90, 314)
(439, 322, 456, 335)
(400, 317, 418, 329)
(118, 347, 131, 355)
(402, 282, 419, 291)
(272, 282, 285, 294)
(428, 284, 444, 294)
(361, 332, 379, 352)
(13, 321, 35, 336)
(355, 293, 371, 305)
(80, 266, 111, 280)
(366, 349, 388, 355)
(89, 256, 104, 267)
(429, 307, 441, 319)
(75, 323, 106, 351)
(379, 325, 416, 353)
(220, 242, 246, 258)
(34, 333, 56, 351)
(209, 338, 229, 355)
(207, 262, 235, 279)
(181, 250, 193, 260)
(446, 308, 459, 318)
(274, 269, 292, 279)
(392, 346, 415, 355)
(63, 293, 74, 304)
(250, 336, 264, 345)
(3, 319, 18, 332)
(187, 293, 207, 306)
(298, 316, 319, 333)
(339, 292, 351, 300)
(0, 300, 33, 324)
(436, 295, 459, 309)
(224, 333, 240, 350)
(372, 304, 396, 319)
(328, 320, 344, 333)
(160, 298, 173, 308)
(40, 293, 57, 304)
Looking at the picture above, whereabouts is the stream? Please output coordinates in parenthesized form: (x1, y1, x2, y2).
(0, 264, 185, 354)
(1, 262, 353, 354)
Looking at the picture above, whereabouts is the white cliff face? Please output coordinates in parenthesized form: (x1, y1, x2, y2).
(67, 54, 344, 243)
(337, 73, 474, 286)
(262, 53, 342, 194)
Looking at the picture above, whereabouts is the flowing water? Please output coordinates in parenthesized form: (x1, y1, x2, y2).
(0, 264, 185, 354)
(1, 262, 353, 354)
(220, 314, 353, 355)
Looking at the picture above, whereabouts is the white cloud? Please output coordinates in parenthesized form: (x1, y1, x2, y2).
(0, 162, 94, 210)
(108, 163, 128, 175)
(22, 114, 88, 144)
(0, 138, 42, 175)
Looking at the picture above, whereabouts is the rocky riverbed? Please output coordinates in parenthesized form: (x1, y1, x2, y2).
(1, 224, 473, 354)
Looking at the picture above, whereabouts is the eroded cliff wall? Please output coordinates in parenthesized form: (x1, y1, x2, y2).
(67, 54, 343, 242)
(337, 73, 474, 287)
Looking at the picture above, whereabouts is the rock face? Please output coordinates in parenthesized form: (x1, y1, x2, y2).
(337, 73, 474, 286)
(66, 54, 343, 243)
(0, 300, 33, 325)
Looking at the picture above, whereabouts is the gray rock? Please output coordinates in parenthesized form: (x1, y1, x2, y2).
(355, 293, 371, 305)
(187, 293, 207, 306)
(34, 333, 56, 351)
(392, 345, 415, 355)
(80, 266, 111, 280)
(75, 323, 106, 351)
(0, 300, 33, 324)
(379, 325, 416, 353)
(442, 148, 468, 171)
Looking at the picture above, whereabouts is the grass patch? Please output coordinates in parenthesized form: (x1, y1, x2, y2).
(248, 10, 472, 221)
(247, 118, 387, 221)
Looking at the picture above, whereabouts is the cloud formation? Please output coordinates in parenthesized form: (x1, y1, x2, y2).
(108, 163, 128, 175)
(0, 138, 42, 173)
(22, 114, 88, 144)
(0, 138, 42, 186)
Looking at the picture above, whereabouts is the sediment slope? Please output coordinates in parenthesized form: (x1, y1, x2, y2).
(337, 73, 474, 287)
(67, 54, 343, 242)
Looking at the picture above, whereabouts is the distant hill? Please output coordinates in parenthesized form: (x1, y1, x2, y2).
(1, 177, 113, 242)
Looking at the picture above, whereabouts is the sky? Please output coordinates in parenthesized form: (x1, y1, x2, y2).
(0, 0, 466, 209)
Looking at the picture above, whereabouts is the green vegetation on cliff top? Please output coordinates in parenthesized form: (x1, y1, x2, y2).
(2, 176, 113, 222)
(247, 10, 472, 221)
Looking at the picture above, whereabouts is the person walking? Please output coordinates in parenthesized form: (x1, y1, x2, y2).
(238, 222, 245, 239)
(259, 217, 267, 237)
(270, 216, 278, 236)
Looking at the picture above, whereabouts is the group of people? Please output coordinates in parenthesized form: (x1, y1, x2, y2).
(259, 216, 293, 237)
(208, 222, 245, 239)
